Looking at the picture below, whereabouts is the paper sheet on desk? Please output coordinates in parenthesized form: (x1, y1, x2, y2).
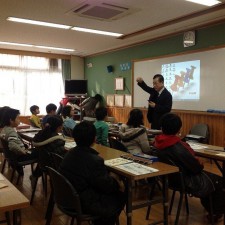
(105, 158, 132, 166)
(187, 142, 208, 150)
(17, 128, 41, 133)
(65, 142, 76, 149)
(115, 162, 158, 175)
(0, 173, 5, 181)
(216, 152, 225, 157)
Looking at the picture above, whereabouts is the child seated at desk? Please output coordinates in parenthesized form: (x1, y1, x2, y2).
(42, 103, 57, 128)
(119, 109, 151, 154)
(0, 107, 39, 176)
(94, 107, 109, 146)
(61, 105, 76, 136)
(33, 115, 66, 160)
(154, 113, 225, 222)
(30, 105, 41, 128)
(59, 121, 125, 225)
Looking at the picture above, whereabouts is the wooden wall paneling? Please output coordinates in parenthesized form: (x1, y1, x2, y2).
(19, 116, 31, 125)
(107, 107, 225, 147)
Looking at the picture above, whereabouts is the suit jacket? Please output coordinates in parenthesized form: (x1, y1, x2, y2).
(138, 81, 172, 129)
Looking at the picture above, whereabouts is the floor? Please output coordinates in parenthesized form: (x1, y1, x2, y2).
(0, 155, 224, 225)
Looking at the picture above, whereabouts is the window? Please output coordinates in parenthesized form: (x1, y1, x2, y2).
(0, 54, 64, 115)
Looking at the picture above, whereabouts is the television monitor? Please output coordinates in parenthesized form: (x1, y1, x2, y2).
(64, 80, 87, 95)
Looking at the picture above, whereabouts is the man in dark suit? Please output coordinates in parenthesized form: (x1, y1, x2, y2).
(136, 74, 172, 129)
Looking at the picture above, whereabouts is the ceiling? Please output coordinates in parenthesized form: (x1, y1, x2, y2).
(0, 0, 225, 57)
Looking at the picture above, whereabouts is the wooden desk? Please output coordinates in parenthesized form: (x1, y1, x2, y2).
(93, 144, 178, 225)
(18, 131, 37, 144)
(192, 143, 225, 178)
(0, 174, 29, 225)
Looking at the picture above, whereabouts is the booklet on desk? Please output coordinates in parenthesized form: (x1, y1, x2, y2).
(133, 153, 158, 162)
(115, 162, 159, 175)
(104, 158, 159, 175)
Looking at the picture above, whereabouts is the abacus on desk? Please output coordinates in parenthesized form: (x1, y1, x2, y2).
(120, 154, 153, 165)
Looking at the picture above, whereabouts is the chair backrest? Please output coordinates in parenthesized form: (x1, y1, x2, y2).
(38, 148, 53, 171)
(155, 149, 186, 191)
(0, 136, 17, 163)
(109, 137, 128, 152)
(189, 123, 210, 144)
(51, 152, 63, 170)
(46, 166, 82, 215)
(62, 126, 73, 137)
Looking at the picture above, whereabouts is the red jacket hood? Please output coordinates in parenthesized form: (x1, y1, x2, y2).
(154, 134, 180, 150)
(154, 134, 196, 156)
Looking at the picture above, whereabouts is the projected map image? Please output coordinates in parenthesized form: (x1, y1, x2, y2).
(161, 60, 200, 101)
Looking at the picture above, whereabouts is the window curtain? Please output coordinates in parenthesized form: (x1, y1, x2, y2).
(0, 54, 64, 115)
(61, 59, 71, 84)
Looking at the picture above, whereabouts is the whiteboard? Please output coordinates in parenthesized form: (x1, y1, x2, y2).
(133, 47, 225, 111)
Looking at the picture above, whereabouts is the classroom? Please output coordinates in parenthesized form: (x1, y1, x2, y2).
(1, 1, 225, 225)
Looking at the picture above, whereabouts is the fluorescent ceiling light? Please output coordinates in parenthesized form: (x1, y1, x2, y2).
(36, 45, 75, 52)
(0, 41, 33, 47)
(7, 17, 122, 37)
(185, 0, 221, 6)
(7, 17, 71, 29)
(72, 27, 123, 37)
(0, 41, 75, 52)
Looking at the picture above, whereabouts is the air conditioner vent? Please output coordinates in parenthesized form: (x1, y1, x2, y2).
(73, 4, 90, 13)
(67, 1, 139, 21)
(102, 3, 129, 10)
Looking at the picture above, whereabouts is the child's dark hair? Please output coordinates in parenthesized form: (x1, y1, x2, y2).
(160, 113, 182, 135)
(46, 115, 63, 132)
(46, 103, 57, 113)
(127, 109, 144, 128)
(94, 94, 103, 102)
(72, 121, 96, 147)
(95, 107, 107, 120)
(30, 105, 39, 114)
(0, 106, 11, 128)
(1, 108, 20, 126)
(61, 105, 72, 119)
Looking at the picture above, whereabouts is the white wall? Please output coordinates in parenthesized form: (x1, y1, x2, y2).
(71, 55, 84, 79)
(133, 47, 225, 111)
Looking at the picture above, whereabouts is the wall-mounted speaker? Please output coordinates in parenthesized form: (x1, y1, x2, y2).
(107, 65, 113, 73)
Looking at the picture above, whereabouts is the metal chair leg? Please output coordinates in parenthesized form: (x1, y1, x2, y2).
(184, 193, 189, 214)
(209, 194, 214, 225)
(169, 190, 176, 215)
(30, 176, 39, 205)
(45, 191, 55, 225)
(174, 192, 184, 225)
(5, 211, 11, 225)
(146, 181, 156, 220)
(10, 169, 16, 182)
